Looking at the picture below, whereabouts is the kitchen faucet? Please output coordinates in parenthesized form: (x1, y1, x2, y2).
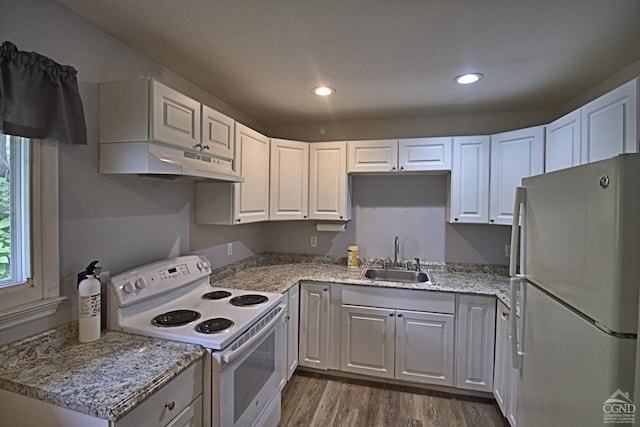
(394, 236, 400, 267)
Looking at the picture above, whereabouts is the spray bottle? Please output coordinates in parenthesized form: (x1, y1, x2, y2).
(77, 261, 101, 343)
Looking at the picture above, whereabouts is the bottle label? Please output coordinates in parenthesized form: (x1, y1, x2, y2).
(80, 294, 101, 318)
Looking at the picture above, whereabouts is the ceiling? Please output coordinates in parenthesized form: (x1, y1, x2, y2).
(53, 0, 640, 127)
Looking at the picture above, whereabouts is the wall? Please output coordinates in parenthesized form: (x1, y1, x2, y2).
(266, 174, 511, 265)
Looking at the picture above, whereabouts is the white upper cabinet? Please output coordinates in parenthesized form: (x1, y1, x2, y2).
(232, 124, 270, 223)
(269, 139, 309, 221)
(309, 141, 351, 221)
(545, 110, 581, 173)
(151, 80, 201, 150)
(347, 139, 398, 172)
(580, 78, 638, 164)
(201, 105, 235, 159)
(399, 137, 452, 171)
(489, 126, 544, 225)
(448, 136, 490, 223)
(347, 138, 452, 173)
(100, 78, 238, 161)
(195, 124, 269, 224)
(100, 79, 200, 150)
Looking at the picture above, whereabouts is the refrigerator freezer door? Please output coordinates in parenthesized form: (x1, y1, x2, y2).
(522, 154, 640, 334)
(517, 283, 636, 427)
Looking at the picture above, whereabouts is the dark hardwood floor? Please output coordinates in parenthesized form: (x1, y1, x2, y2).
(280, 371, 509, 427)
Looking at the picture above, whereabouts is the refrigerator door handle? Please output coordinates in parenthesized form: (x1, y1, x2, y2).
(509, 186, 526, 277)
(510, 278, 525, 370)
(509, 186, 526, 371)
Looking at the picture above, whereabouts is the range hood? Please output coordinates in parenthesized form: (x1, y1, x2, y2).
(99, 142, 243, 183)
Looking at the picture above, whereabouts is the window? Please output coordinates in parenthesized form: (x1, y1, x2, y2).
(0, 132, 63, 328)
(0, 133, 31, 289)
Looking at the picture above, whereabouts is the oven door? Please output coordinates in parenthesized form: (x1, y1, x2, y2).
(212, 305, 285, 427)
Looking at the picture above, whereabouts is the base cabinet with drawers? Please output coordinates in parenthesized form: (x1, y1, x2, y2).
(0, 360, 204, 427)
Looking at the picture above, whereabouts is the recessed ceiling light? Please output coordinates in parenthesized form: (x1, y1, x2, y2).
(454, 73, 484, 85)
(312, 86, 336, 96)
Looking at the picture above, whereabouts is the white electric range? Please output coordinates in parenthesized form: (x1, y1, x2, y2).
(107, 255, 285, 427)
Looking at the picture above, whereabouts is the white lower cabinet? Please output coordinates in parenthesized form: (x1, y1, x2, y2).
(298, 282, 331, 370)
(340, 285, 456, 387)
(341, 304, 455, 386)
(493, 301, 519, 426)
(283, 283, 300, 383)
(0, 360, 203, 427)
(455, 294, 496, 392)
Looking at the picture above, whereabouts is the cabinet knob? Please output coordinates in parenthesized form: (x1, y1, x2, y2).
(236, 218, 241, 223)
(397, 313, 403, 318)
(400, 166, 404, 171)
(389, 313, 394, 317)
(391, 166, 396, 171)
(339, 216, 343, 219)
(454, 218, 459, 222)
(303, 215, 307, 219)
(323, 287, 328, 292)
(165, 401, 175, 411)
(490, 219, 495, 223)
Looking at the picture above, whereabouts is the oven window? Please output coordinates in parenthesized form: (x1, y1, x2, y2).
(234, 330, 276, 422)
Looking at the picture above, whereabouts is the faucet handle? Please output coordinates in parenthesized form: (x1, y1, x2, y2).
(414, 257, 421, 271)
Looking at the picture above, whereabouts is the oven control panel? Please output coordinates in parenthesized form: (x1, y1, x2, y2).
(109, 255, 211, 307)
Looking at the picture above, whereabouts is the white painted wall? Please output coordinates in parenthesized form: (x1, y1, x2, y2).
(266, 175, 511, 265)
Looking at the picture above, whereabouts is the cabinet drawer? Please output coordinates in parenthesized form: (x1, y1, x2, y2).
(342, 285, 455, 314)
(118, 360, 203, 427)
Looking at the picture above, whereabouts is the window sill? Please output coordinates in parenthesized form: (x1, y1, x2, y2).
(0, 297, 66, 331)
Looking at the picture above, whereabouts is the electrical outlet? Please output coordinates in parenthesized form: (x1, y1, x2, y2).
(310, 236, 318, 247)
(227, 242, 233, 256)
(505, 245, 511, 257)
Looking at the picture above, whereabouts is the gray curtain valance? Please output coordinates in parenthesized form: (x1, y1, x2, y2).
(0, 41, 87, 145)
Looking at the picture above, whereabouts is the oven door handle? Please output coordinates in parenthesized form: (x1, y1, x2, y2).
(222, 304, 286, 365)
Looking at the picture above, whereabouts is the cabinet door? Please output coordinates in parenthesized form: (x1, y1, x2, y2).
(201, 105, 235, 159)
(299, 283, 330, 370)
(545, 110, 581, 173)
(581, 78, 638, 164)
(341, 304, 395, 379)
(489, 126, 544, 225)
(151, 80, 201, 150)
(309, 141, 351, 220)
(399, 137, 452, 171)
(234, 124, 269, 224)
(456, 295, 496, 392)
(395, 310, 454, 386)
(448, 136, 490, 223)
(347, 139, 398, 172)
(270, 139, 309, 221)
(493, 302, 510, 416)
(286, 284, 300, 381)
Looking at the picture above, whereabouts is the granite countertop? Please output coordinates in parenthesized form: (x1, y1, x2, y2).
(210, 261, 514, 310)
(0, 323, 205, 421)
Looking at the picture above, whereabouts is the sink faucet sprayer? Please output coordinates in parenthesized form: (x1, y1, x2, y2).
(394, 236, 400, 267)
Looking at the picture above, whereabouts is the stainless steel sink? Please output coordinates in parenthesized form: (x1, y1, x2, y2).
(361, 267, 433, 284)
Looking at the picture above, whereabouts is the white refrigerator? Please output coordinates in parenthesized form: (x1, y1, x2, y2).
(509, 153, 640, 427)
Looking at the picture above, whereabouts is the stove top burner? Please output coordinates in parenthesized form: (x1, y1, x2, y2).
(230, 294, 268, 306)
(152, 310, 201, 327)
(195, 318, 234, 334)
(202, 290, 232, 300)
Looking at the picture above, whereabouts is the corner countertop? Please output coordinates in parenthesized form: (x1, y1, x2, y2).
(0, 323, 205, 421)
(210, 262, 514, 310)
